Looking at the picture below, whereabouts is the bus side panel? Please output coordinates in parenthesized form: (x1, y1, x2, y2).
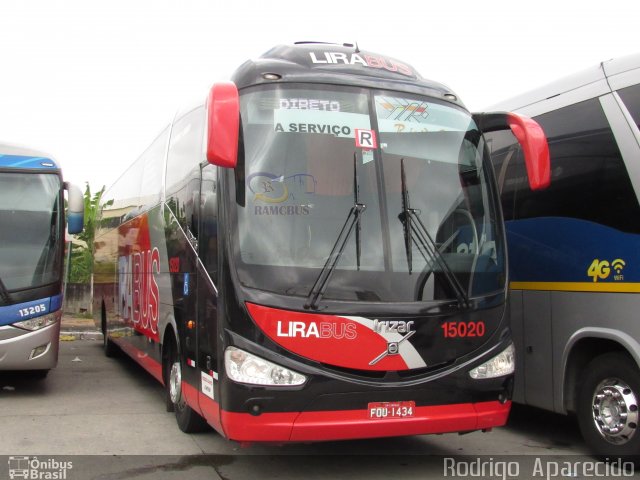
(551, 291, 640, 414)
(159, 205, 201, 394)
(113, 209, 166, 367)
(97, 205, 191, 379)
(509, 291, 526, 404)
(521, 290, 554, 411)
(195, 260, 220, 426)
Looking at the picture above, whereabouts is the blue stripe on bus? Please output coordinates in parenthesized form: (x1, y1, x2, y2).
(0, 294, 62, 327)
(506, 217, 640, 284)
(0, 154, 59, 170)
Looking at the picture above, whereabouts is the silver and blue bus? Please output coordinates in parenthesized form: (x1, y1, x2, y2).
(0, 143, 83, 377)
(486, 53, 640, 458)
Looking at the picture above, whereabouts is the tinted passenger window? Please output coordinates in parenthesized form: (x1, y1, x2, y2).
(489, 98, 640, 233)
(102, 156, 144, 223)
(139, 126, 170, 211)
(166, 107, 206, 240)
(199, 164, 218, 277)
(617, 83, 640, 130)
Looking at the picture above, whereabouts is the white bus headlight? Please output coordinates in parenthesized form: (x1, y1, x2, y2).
(13, 311, 60, 331)
(225, 346, 306, 386)
(469, 343, 515, 379)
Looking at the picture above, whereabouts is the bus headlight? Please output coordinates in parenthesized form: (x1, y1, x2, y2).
(469, 343, 515, 379)
(13, 311, 60, 331)
(225, 346, 306, 386)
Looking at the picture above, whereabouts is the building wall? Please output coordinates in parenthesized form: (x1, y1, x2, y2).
(64, 283, 92, 315)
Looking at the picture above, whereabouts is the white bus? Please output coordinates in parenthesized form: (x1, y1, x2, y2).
(486, 53, 640, 458)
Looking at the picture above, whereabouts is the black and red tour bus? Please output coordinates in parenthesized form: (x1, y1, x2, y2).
(93, 43, 550, 442)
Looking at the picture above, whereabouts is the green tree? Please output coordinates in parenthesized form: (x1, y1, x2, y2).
(68, 184, 106, 284)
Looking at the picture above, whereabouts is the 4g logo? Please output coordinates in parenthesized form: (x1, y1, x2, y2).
(587, 258, 626, 282)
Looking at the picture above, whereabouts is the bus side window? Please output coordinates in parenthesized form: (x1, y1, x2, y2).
(139, 127, 169, 213)
(513, 98, 640, 233)
(103, 155, 144, 223)
(486, 129, 526, 222)
(617, 83, 640, 130)
(166, 106, 206, 241)
(200, 164, 218, 278)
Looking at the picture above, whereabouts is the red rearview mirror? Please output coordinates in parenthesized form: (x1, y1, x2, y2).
(474, 112, 551, 191)
(206, 82, 240, 169)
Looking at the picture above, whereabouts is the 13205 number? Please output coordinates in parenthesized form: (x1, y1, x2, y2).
(18, 304, 47, 318)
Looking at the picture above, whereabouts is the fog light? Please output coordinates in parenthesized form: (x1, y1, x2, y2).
(29, 343, 50, 360)
(469, 343, 515, 379)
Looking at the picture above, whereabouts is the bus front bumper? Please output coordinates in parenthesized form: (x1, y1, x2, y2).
(0, 322, 60, 370)
(219, 400, 511, 442)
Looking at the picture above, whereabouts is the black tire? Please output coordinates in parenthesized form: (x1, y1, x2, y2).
(163, 333, 209, 433)
(102, 308, 118, 358)
(577, 352, 640, 461)
(103, 331, 118, 358)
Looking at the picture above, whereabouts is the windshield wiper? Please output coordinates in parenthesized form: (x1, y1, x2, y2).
(397, 159, 469, 308)
(304, 154, 366, 310)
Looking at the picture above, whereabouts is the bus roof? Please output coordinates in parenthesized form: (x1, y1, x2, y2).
(231, 42, 464, 108)
(486, 52, 640, 114)
(0, 142, 59, 170)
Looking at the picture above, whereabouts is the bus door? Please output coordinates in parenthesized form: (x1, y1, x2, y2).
(196, 163, 220, 424)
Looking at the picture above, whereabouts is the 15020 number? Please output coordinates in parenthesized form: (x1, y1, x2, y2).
(441, 321, 485, 338)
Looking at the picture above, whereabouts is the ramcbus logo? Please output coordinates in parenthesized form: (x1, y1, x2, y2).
(118, 247, 160, 340)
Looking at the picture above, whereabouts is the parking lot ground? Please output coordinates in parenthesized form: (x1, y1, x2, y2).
(1, 335, 625, 480)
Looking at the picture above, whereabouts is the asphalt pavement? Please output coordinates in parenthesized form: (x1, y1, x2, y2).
(0, 316, 625, 479)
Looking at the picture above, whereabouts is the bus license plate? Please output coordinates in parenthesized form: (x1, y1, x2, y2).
(368, 401, 415, 419)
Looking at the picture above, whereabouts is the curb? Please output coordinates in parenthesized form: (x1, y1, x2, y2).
(60, 330, 103, 341)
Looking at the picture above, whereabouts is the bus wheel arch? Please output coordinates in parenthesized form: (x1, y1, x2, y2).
(161, 325, 209, 433)
(564, 336, 638, 413)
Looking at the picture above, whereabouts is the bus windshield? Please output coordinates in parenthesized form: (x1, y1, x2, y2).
(0, 173, 62, 293)
(233, 84, 505, 304)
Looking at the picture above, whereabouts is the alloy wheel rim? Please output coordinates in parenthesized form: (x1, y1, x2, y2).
(169, 361, 182, 405)
(592, 377, 639, 445)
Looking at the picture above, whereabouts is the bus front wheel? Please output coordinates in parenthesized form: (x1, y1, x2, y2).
(577, 352, 640, 460)
(163, 335, 209, 433)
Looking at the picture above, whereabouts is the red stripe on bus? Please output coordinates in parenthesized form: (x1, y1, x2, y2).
(198, 393, 224, 435)
(221, 410, 299, 442)
(220, 401, 510, 442)
(114, 337, 164, 384)
(474, 400, 512, 429)
(181, 381, 204, 417)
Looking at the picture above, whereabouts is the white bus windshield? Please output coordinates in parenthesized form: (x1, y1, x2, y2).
(233, 84, 505, 304)
(0, 173, 62, 293)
